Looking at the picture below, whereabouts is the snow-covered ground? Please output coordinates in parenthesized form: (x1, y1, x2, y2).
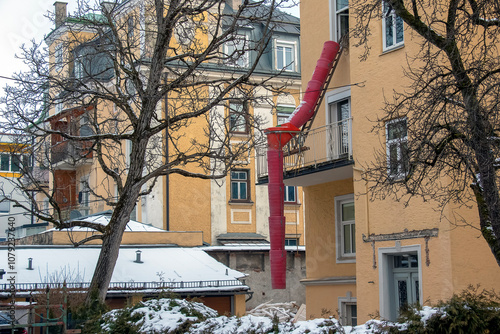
(98, 298, 444, 334)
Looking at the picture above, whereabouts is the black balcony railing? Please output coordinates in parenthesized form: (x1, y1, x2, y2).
(257, 118, 353, 179)
(52, 140, 93, 166)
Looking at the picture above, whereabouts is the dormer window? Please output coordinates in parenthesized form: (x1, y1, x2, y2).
(275, 41, 296, 72)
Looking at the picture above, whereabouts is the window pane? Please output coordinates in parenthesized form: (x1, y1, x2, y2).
(388, 120, 406, 140)
(351, 223, 356, 253)
(385, 15, 394, 47)
(338, 14, 349, 39)
(285, 186, 296, 202)
(239, 182, 247, 200)
(336, 0, 348, 11)
(231, 182, 239, 199)
(11, 155, 21, 172)
(389, 144, 399, 175)
(0, 154, 9, 171)
(342, 202, 354, 221)
(396, 16, 404, 43)
(277, 46, 284, 69)
(343, 224, 352, 253)
(285, 47, 293, 70)
(402, 141, 409, 174)
(350, 305, 357, 326)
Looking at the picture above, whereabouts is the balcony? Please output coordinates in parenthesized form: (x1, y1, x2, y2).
(256, 118, 354, 186)
(52, 140, 93, 170)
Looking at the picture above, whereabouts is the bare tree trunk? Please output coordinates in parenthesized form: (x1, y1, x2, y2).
(86, 223, 125, 303)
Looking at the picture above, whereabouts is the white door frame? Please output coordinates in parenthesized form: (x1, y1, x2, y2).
(378, 244, 422, 321)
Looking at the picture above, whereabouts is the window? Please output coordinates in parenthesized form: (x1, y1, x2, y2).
(276, 42, 295, 71)
(284, 185, 296, 203)
(0, 154, 9, 171)
(230, 170, 250, 201)
(0, 197, 9, 213)
(334, 0, 349, 41)
(276, 105, 295, 126)
(327, 95, 351, 159)
(127, 16, 134, 41)
(335, 194, 355, 261)
(0, 154, 29, 173)
(225, 34, 248, 67)
(229, 102, 248, 134)
(55, 43, 63, 71)
(79, 176, 90, 216)
(285, 238, 298, 246)
(341, 303, 357, 326)
(386, 118, 409, 179)
(382, 1, 404, 50)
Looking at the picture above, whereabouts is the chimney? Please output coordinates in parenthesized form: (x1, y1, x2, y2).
(226, 0, 242, 11)
(54, 2, 68, 28)
(27, 258, 33, 270)
(134, 250, 143, 263)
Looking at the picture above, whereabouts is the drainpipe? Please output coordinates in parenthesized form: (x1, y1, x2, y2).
(164, 73, 170, 231)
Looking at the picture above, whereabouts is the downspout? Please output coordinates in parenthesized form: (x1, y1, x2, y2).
(164, 73, 170, 231)
(265, 41, 340, 289)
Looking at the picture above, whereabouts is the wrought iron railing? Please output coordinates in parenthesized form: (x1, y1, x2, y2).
(0, 279, 247, 293)
(257, 118, 352, 179)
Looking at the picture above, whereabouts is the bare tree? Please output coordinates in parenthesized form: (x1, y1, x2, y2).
(0, 0, 297, 302)
(350, 0, 500, 265)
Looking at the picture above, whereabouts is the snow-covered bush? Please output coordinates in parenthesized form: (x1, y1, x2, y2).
(99, 298, 217, 334)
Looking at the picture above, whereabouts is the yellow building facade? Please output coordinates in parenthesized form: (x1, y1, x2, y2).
(255, 0, 500, 325)
(40, 1, 305, 248)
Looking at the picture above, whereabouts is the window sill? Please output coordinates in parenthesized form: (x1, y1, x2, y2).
(228, 201, 254, 206)
(284, 202, 301, 207)
(381, 43, 405, 55)
(230, 132, 250, 138)
(336, 256, 356, 264)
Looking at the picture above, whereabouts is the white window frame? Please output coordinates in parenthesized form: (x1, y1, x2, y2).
(225, 34, 249, 68)
(335, 194, 355, 263)
(275, 40, 297, 72)
(329, 0, 349, 42)
(284, 185, 296, 203)
(276, 104, 295, 126)
(385, 117, 408, 179)
(382, 1, 404, 51)
(230, 170, 250, 201)
(229, 102, 248, 134)
(378, 244, 423, 321)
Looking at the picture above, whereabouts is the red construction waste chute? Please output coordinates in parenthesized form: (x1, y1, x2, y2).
(265, 41, 340, 289)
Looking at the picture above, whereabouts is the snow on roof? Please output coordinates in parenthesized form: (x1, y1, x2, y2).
(48, 213, 166, 232)
(0, 246, 247, 292)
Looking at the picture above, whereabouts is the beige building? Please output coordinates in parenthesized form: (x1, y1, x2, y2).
(255, 0, 500, 325)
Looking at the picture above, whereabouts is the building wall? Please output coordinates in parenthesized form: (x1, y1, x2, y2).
(206, 248, 306, 310)
(299, 0, 500, 324)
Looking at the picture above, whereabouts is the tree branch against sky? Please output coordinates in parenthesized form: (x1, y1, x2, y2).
(0, 0, 299, 302)
(351, 0, 500, 265)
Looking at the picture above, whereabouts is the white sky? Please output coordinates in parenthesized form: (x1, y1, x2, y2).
(0, 0, 79, 90)
(0, 0, 299, 94)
